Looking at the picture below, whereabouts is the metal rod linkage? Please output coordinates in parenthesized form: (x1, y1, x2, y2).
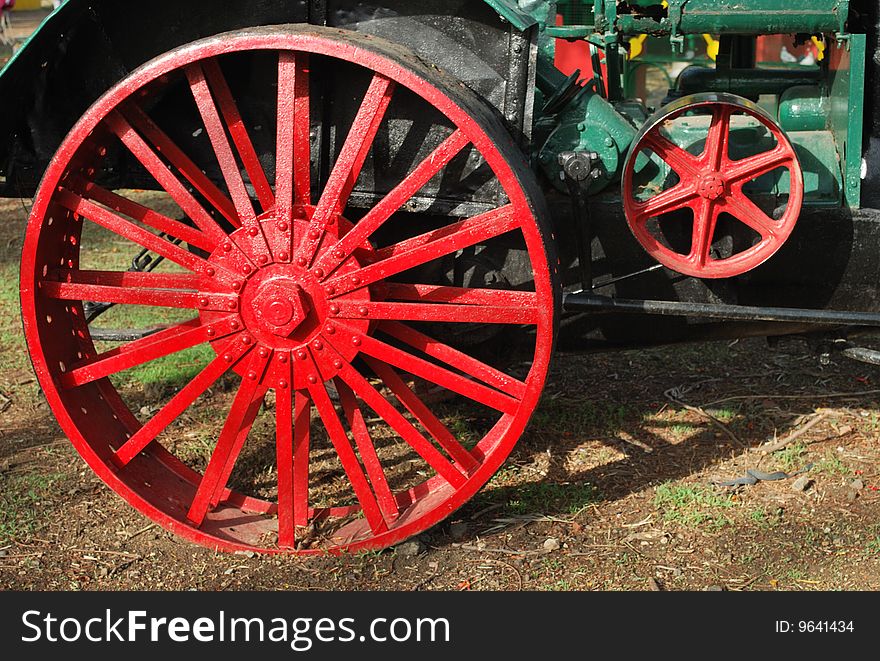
(563, 293, 880, 327)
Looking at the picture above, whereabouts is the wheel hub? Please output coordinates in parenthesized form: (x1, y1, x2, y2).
(697, 173, 725, 200)
(200, 212, 372, 385)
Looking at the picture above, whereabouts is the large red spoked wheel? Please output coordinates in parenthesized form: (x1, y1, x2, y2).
(622, 93, 804, 279)
(21, 27, 558, 553)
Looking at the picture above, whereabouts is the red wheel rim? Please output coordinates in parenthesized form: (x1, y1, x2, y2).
(622, 93, 804, 279)
(21, 27, 558, 553)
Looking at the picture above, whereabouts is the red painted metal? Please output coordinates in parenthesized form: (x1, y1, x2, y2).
(20, 27, 557, 554)
(622, 98, 804, 279)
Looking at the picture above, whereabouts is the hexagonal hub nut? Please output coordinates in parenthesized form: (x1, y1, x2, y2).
(251, 281, 311, 337)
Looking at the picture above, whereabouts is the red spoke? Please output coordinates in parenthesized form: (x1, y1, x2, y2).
(114, 339, 249, 465)
(55, 188, 209, 273)
(328, 345, 467, 489)
(42, 279, 237, 311)
(632, 184, 698, 222)
(275, 355, 295, 547)
(344, 328, 520, 415)
(382, 283, 537, 307)
(276, 52, 312, 223)
(79, 182, 214, 253)
(689, 198, 718, 267)
(293, 390, 311, 529)
(61, 316, 239, 388)
(187, 350, 271, 526)
(336, 378, 399, 523)
(703, 105, 731, 171)
(380, 321, 527, 400)
(726, 145, 794, 184)
(364, 357, 478, 473)
(305, 354, 388, 535)
(187, 63, 257, 225)
(50, 270, 203, 291)
(107, 110, 233, 239)
(721, 191, 778, 239)
(313, 129, 470, 277)
(298, 74, 395, 266)
(327, 205, 520, 296)
(124, 103, 237, 225)
(209, 385, 269, 509)
(335, 300, 539, 324)
(643, 133, 702, 179)
(202, 58, 275, 212)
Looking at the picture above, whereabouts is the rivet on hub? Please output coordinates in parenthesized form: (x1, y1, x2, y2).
(296, 257, 307, 267)
(358, 306, 369, 317)
(308, 229, 320, 240)
(333, 360, 343, 369)
(313, 340, 324, 351)
(352, 337, 362, 347)
(223, 242, 232, 252)
(326, 286, 336, 295)
(334, 249, 345, 259)
(207, 329, 216, 338)
(296, 350, 307, 361)
(278, 222, 289, 232)
(233, 280, 243, 291)
(351, 276, 361, 285)
(223, 354, 233, 362)
(279, 252, 290, 261)
(227, 301, 237, 310)
(205, 267, 216, 277)
(242, 265, 252, 274)
(277, 354, 288, 364)
(242, 335, 253, 345)
(325, 325, 336, 335)
(248, 371, 258, 381)
(308, 375, 318, 384)
(330, 304, 340, 315)
(248, 227, 259, 237)
(258, 348, 269, 358)
(199, 297, 209, 308)
(314, 268, 325, 278)
(258, 255, 269, 265)
(278, 380, 289, 389)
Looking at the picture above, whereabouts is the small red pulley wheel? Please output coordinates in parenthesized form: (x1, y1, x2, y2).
(622, 93, 804, 279)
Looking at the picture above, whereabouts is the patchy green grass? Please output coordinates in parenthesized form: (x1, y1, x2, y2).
(815, 451, 850, 477)
(654, 482, 734, 529)
(0, 472, 64, 542)
(478, 470, 597, 517)
(773, 442, 808, 472)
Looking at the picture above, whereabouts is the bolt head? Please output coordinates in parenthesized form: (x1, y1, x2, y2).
(296, 257, 308, 267)
(313, 340, 324, 351)
(296, 350, 307, 361)
(308, 375, 318, 384)
(333, 360, 343, 369)
(223, 242, 232, 252)
(308, 229, 321, 240)
(279, 252, 290, 262)
(248, 227, 259, 237)
(206, 267, 216, 277)
(279, 380, 289, 389)
(352, 337, 362, 347)
(278, 353, 288, 364)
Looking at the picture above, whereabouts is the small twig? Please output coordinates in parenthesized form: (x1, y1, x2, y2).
(481, 558, 524, 591)
(665, 388, 745, 447)
(758, 412, 829, 455)
(124, 523, 157, 541)
(458, 544, 545, 557)
(69, 549, 141, 559)
(700, 389, 880, 409)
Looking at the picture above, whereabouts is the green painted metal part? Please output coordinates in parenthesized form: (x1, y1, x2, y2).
(615, 0, 848, 36)
(828, 33, 866, 208)
(778, 86, 828, 132)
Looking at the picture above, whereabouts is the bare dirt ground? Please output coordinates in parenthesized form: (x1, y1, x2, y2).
(1, 190, 878, 591)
